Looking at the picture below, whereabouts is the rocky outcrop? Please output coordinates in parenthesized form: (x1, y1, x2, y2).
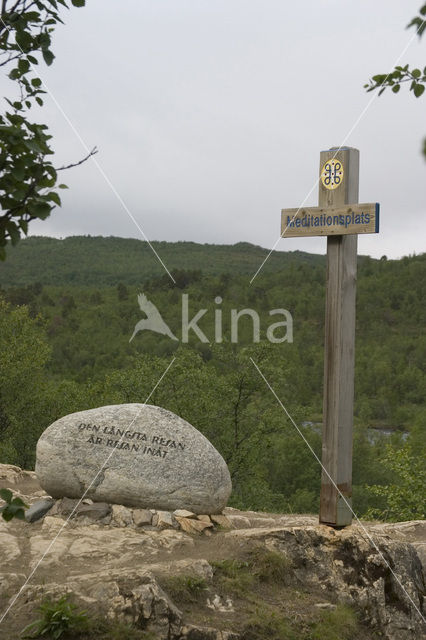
(0, 464, 425, 640)
(20, 572, 182, 639)
(226, 524, 425, 640)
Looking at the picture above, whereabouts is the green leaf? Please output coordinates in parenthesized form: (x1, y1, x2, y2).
(15, 29, 33, 50)
(8, 68, 20, 81)
(10, 496, 27, 507)
(24, 139, 44, 153)
(36, 96, 44, 106)
(58, 183, 68, 189)
(11, 163, 26, 180)
(412, 68, 421, 78)
(18, 59, 30, 74)
(413, 83, 425, 97)
(0, 509, 14, 522)
(23, 11, 41, 22)
(72, 0, 86, 6)
(20, 620, 39, 637)
(39, 31, 51, 48)
(0, 488, 13, 503)
(29, 202, 52, 220)
(392, 84, 401, 93)
(407, 16, 422, 31)
(6, 222, 21, 246)
(31, 77, 42, 87)
(46, 191, 61, 206)
(6, 111, 24, 125)
(45, 166, 57, 181)
(42, 49, 55, 66)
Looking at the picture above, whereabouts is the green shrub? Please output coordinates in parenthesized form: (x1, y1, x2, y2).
(21, 595, 88, 639)
(0, 488, 28, 522)
(364, 445, 426, 521)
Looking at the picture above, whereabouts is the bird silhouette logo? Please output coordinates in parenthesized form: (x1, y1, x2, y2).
(129, 293, 178, 343)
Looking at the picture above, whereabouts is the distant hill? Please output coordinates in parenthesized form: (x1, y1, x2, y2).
(0, 235, 327, 286)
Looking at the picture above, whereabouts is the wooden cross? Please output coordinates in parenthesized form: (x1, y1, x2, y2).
(281, 147, 380, 527)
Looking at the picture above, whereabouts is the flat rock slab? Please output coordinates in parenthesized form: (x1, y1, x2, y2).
(35, 404, 232, 514)
(25, 498, 55, 523)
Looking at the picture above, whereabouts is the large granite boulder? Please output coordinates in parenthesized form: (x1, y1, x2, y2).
(35, 404, 232, 514)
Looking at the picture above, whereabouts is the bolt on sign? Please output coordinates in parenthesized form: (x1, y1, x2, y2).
(281, 147, 380, 528)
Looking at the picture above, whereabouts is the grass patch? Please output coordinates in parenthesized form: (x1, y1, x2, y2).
(211, 558, 255, 595)
(212, 547, 292, 596)
(160, 575, 208, 604)
(240, 604, 359, 640)
(85, 619, 157, 639)
(308, 604, 358, 640)
(241, 607, 299, 640)
(248, 547, 292, 585)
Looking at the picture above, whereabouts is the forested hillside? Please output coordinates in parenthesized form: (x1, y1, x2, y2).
(0, 236, 324, 286)
(0, 238, 424, 520)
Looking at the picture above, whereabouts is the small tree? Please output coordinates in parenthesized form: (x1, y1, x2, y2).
(0, 0, 95, 259)
(0, 298, 51, 467)
(364, 445, 426, 521)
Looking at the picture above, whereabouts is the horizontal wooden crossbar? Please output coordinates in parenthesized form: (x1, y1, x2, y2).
(281, 202, 379, 237)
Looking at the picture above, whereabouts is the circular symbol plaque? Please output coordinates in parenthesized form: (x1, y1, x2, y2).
(321, 159, 344, 190)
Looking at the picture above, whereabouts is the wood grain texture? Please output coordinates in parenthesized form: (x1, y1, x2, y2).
(319, 147, 358, 527)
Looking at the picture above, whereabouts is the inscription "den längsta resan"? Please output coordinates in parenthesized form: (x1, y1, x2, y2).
(77, 423, 185, 459)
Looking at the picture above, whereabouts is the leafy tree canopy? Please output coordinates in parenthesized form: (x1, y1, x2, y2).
(0, 0, 92, 260)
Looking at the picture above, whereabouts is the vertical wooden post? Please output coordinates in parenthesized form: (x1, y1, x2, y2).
(319, 147, 359, 527)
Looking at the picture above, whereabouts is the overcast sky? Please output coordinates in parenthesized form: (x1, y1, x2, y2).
(4, 0, 426, 264)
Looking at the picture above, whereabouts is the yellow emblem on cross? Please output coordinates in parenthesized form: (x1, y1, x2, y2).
(321, 159, 344, 190)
